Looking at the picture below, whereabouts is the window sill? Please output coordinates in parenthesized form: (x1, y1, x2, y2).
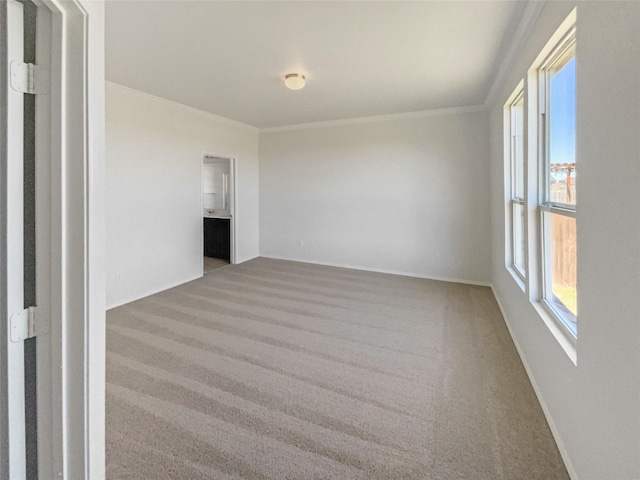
(532, 301, 577, 366)
(506, 265, 526, 293)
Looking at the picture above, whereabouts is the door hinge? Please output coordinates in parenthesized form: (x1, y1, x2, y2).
(10, 61, 50, 95)
(10, 306, 49, 342)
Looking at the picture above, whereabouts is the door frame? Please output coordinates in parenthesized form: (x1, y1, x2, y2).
(36, 1, 106, 479)
(201, 153, 237, 268)
(1, 0, 105, 479)
(1, 2, 28, 477)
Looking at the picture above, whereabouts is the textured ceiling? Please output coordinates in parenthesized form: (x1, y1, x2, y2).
(106, 1, 527, 128)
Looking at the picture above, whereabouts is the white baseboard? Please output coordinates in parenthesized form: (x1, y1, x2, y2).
(106, 255, 260, 310)
(259, 255, 491, 287)
(491, 286, 578, 480)
(106, 273, 202, 310)
(233, 254, 259, 266)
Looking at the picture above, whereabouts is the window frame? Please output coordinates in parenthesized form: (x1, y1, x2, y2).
(537, 26, 577, 338)
(504, 83, 527, 285)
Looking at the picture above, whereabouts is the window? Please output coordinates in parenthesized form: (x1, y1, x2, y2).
(505, 85, 526, 281)
(538, 27, 577, 337)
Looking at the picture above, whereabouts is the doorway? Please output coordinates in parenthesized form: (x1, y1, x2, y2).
(202, 155, 236, 273)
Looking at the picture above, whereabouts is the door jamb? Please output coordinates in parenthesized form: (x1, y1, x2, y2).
(35, 1, 105, 479)
(1, 1, 28, 477)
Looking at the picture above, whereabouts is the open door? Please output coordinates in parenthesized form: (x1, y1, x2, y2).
(1, 1, 30, 477)
(1, 1, 49, 477)
(2, 1, 106, 479)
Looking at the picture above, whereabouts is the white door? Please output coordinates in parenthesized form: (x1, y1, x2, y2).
(2, 0, 28, 477)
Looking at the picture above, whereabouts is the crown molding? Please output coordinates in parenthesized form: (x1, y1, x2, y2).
(259, 104, 488, 134)
(484, 0, 546, 107)
(105, 84, 490, 135)
(105, 81, 259, 131)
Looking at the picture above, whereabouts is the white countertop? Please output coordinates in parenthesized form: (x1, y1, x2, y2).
(204, 209, 231, 219)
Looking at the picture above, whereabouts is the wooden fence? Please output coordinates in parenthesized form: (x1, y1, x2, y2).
(551, 213, 576, 288)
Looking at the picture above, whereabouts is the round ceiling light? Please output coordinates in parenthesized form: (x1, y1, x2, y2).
(284, 73, 306, 90)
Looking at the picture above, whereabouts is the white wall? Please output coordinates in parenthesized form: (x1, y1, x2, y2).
(106, 82, 259, 308)
(259, 109, 491, 284)
(489, 2, 640, 479)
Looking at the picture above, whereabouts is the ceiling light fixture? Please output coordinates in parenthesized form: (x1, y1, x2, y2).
(284, 73, 306, 90)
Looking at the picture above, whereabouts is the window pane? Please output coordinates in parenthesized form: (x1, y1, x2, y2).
(546, 212, 577, 334)
(549, 56, 576, 205)
(513, 99, 525, 199)
(513, 202, 525, 275)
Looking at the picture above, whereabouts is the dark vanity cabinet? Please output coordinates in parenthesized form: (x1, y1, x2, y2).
(204, 217, 230, 261)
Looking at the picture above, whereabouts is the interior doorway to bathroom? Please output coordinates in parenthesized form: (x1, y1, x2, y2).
(202, 155, 236, 273)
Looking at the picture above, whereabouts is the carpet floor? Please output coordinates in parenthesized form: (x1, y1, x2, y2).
(106, 257, 568, 480)
(204, 256, 230, 273)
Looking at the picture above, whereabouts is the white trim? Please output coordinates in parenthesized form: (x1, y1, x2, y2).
(0, 3, 6, 471)
(537, 298, 577, 355)
(107, 256, 262, 310)
(528, 8, 577, 80)
(106, 81, 488, 135)
(532, 10, 578, 350)
(231, 158, 237, 264)
(107, 254, 491, 307)
(34, 1, 106, 478)
(261, 256, 491, 287)
(491, 286, 577, 480)
(260, 104, 488, 133)
(106, 81, 259, 132)
(2, 2, 27, 477)
(34, 3, 54, 479)
(106, 273, 203, 311)
(504, 82, 527, 283)
(506, 265, 526, 293)
(106, 84, 489, 136)
(484, 0, 546, 106)
(541, 204, 576, 218)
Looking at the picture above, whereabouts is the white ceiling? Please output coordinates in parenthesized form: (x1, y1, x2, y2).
(105, 1, 527, 128)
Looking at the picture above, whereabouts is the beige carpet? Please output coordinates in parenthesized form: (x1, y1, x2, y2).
(204, 256, 230, 273)
(106, 257, 568, 480)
